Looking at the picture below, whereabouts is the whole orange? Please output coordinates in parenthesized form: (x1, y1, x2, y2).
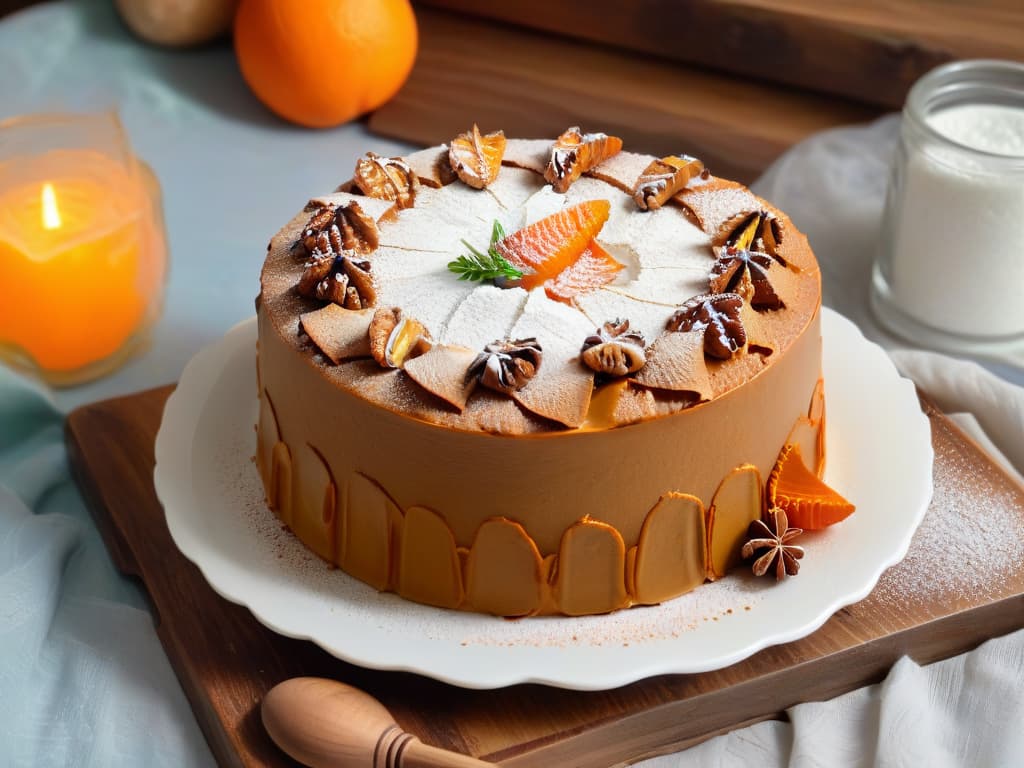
(234, 0, 417, 128)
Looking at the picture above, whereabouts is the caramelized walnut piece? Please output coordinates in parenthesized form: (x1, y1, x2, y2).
(580, 319, 647, 377)
(666, 293, 746, 360)
(544, 127, 623, 193)
(467, 338, 542, 395)
(353, 152, 419, 209)
(368, 307, 432, 369)
(292, 201, 380, 258)
(709, 247, 784, 310)
(741, 507, 805, 581)
(715, 210, 786, 266)
(297, 251, 376, 310)
(632, 155, 705, 211)
(449, 125, 506, 189)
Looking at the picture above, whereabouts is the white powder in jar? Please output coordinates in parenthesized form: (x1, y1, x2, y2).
(888, 103, 1024, 338)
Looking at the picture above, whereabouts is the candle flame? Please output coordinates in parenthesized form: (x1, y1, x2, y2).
(41, 183, 62, 231)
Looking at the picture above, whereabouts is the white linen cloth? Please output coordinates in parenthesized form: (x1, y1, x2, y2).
(638, 118, 1024, 768)
(0, 2, 1021, 765)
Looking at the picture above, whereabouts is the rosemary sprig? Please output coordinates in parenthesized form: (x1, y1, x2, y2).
(448, 220, 524, 283)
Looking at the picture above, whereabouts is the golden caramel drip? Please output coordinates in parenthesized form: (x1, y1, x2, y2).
(552, 517, 629, 616)
(290, 444, 338, 563)
(581, 379, 631, 431)
(465, 518, 544, 616)
(706, 465, 763, 580)
(342, 473, 401, 591)
(256, 389, 281, 492)
(270, 442, 293, 527)
(633, 493, 707, 604)
(257, 390, 295, 527)
(783, 378, 827, 477)
(398, 506, 464, 609)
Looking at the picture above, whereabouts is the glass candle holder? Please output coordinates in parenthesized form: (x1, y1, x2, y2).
(0, 112, 168, 386)
(871, 60, 1024, 356)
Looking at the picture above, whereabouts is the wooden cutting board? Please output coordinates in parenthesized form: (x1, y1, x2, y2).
(66, 387, 1024, 768)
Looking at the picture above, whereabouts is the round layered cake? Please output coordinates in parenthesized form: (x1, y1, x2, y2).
(256, 128, 827, 617)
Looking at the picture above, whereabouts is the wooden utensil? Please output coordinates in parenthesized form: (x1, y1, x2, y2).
(262, 677, 490, 767)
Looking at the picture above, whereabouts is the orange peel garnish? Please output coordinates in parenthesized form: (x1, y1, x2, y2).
(767, 444, 854, 530)
(496, 199, 610, 290)
(543, 239, 623, 303)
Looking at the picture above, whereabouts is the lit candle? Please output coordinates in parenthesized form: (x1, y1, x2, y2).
(0, 121, 166, 383)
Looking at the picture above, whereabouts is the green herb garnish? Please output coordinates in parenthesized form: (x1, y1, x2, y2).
(447, 220, 524, 284)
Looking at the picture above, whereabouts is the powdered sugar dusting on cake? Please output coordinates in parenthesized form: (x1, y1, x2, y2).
(604, 266, 707, 307)
(375, 271, 475, 332)
(441, 284, 529, 350)
(631, 203, 712, 268)
(510, 288, 596, 347)
(485, 166, 545, 211)
(369, 245, 451, 283)
(574, 289, 675, 346)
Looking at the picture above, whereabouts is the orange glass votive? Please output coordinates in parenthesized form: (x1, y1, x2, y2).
(0, 112, 167, 386)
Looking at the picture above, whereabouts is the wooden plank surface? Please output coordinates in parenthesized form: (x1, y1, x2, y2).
(66, 385, 1024, 767)
(417, 0, 1024, 109)
(368, 8, 878, 184)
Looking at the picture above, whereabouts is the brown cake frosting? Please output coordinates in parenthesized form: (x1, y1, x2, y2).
(255, 129, 825, 617)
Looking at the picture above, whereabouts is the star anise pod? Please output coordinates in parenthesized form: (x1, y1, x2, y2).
(666, 293, 746, 359)
(580, 319, 647, 377)
(291, 201, 380, 258)
(741, 507, 805, 581)
(709, 247, 783, 310)
(717, 209, 785, 265)
(296, 251, 376, 310)
(466, 338, 542, 395)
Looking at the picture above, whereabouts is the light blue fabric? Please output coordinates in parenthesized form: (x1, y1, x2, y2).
(0, 366, 213, 767)
(0, 1, 411, 765)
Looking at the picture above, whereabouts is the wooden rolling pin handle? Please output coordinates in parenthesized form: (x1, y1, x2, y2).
(261, 677, 491, 768)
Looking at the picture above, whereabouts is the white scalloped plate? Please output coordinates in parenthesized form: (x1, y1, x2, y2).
(154, 308, 932, 690)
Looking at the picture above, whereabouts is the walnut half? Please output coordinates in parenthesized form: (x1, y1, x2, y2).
(297, 252, 376, 310)
(467, 338, 543, 395)
(580, 319, 647, 377)
(291, 200, 380, 258)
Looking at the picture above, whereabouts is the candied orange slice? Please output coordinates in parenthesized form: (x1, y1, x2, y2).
(544, 239, 623, 303)
(496, 199, 610, 290)
(767, 444, 855, 530)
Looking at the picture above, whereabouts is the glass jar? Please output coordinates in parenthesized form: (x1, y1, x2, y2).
(0, 112, 168, 386)
(871, 60, 1024, 356)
